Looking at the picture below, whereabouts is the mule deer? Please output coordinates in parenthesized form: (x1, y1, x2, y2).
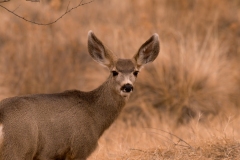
(0, 31, 160, 160)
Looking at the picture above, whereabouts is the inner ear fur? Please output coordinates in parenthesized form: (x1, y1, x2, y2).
(88, 31, 117, 68)
(133, 33, 160, 68)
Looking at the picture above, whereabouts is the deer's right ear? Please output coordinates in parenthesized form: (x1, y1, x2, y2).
(88, 31, 115, 68)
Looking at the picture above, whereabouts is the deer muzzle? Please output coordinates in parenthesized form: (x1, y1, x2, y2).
(121, 83, 133, 93)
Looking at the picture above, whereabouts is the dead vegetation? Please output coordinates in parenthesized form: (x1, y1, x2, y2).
(0, 0, 240, 159)
(122, 138, 240, 160)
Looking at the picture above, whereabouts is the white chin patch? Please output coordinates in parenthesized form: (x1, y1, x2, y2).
(120, 91, 131, 98)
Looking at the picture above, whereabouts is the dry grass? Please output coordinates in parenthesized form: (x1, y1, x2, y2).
(0, 0, 240, 159)
(90, 111, 240, 159)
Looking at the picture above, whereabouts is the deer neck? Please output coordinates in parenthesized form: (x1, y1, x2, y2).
(89, 76, 126, 135)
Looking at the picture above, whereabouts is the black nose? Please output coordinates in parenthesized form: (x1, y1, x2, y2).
(121, 84, 133, 93)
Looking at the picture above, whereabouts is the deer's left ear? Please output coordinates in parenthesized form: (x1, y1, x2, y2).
(133, 33, 160, 68)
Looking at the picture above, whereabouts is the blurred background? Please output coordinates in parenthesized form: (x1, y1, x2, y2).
(0, 0, 240, 159)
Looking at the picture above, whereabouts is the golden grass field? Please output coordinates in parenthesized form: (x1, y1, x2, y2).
(0, 0, 240, 159)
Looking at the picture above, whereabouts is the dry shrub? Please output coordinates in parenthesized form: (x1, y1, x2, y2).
(137, 27, 238, 124)
(89, 110, 240, 160)
(0, 21, 90, 95)
(132, 0, 240, 124)
(0, 1, 107, 95)
(122, 138, 240, 160)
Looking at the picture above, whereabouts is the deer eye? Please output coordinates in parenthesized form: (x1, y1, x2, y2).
(133, 71, 139, 77)
(112, 71, 119, 77)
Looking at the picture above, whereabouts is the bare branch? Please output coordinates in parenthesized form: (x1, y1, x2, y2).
(79, 0, 84, 5)
(145, 127, 194, 149)
(26, 0, 40, 2)
(13, 4, 21, 13)
(66, 1, 71, 13)
(0, 0, 94, 25)
(0, 0, 10, 3)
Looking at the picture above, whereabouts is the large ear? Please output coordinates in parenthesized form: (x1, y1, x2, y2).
(88, 30, 116, 68)
(133, 33, 160, 68)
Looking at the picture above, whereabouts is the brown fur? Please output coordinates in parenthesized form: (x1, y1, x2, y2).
(116, 59, 135, 73)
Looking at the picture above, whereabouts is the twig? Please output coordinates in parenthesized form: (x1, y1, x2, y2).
(65, 1, 71, 13)
(79, 0, 84, 5)
(26, 0, 40, 2)
(0, 0, 94, 25)
(12, 4, 21, 13)
(145, 127, 194, 149)
(148, 131, 180, 146)
(0, 0, 10, 3)
(129, 148, 147, 153)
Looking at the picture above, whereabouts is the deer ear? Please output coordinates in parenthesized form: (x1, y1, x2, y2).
(133, 33, 160, 68)
(88, 31, 116, 68)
